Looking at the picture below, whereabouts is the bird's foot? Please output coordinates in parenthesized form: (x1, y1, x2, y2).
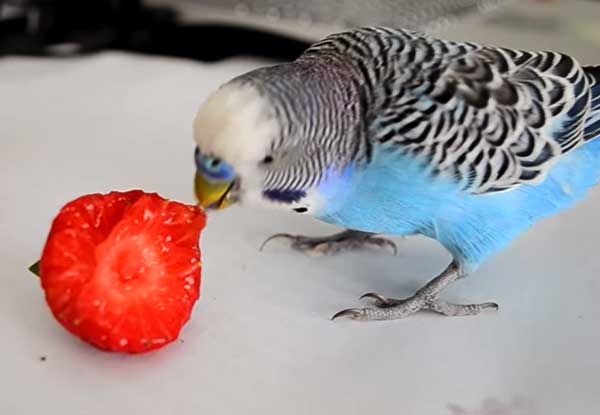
(260, 229, 397, 256)
(332, 292, 498, 321)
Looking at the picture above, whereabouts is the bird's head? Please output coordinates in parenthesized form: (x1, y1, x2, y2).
(193, 68, 362, 214)
(193, 80, 294, 211)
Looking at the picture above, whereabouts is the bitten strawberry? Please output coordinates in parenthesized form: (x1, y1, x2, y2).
(38, 190, 205, 353)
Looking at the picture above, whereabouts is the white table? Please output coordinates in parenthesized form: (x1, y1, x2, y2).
(1, 2, 599, 414)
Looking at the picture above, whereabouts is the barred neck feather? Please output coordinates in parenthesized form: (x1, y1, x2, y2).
(225, 61, 371, 194)
(270, 63, 363, 189)
(193, 61, 370, 212)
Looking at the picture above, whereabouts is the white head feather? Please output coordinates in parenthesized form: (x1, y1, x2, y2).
(193, 81, 334, 214)
(193, 82, 277, 167)
(193, 82, 284, 208)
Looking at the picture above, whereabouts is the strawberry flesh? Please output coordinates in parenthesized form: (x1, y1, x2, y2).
(39, 191, 205, 353)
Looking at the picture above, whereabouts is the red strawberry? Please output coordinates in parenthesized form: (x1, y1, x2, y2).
(38, 190, 205, 353)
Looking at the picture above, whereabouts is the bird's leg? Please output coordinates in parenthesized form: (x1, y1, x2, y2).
(260, 229, 397, 256)
(332, 261, 498, 321)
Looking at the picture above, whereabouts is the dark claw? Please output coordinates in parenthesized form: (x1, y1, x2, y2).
(331, 308, 366, 321)
(482, 302, 500, 311)
(382, 239, 399, 256)
(359, 292, 391, 306)
(259, 233, 296, 251)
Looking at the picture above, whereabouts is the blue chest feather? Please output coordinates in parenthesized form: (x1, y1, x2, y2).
(315, 140, 600, 270)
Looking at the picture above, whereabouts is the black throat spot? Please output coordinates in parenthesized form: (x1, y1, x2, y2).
(263, 189, 307, 204)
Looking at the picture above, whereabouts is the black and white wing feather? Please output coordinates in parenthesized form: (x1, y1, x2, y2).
(306, 28, 595, 194)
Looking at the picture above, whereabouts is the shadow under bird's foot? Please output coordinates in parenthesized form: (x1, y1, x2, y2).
(260, 229, 398, 256)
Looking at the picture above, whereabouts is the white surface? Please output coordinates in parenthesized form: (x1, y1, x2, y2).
(1, 3, 600, 415)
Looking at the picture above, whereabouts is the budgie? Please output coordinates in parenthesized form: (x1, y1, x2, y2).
(192, 27, 600, 321)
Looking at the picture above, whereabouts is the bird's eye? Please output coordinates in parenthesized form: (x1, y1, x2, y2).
(203, 157, 222, 172)
(262, 155, 274, 164)
(195, 151, 235, 181)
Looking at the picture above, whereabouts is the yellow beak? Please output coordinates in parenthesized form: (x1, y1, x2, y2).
(194, 172, 235, 210)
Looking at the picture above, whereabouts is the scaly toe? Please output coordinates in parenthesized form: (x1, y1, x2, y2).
(310, 242, 337, 256)
(259, 231, 399, 256)
(366, 237, 398, 255)
(425, 299, 501, 316)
